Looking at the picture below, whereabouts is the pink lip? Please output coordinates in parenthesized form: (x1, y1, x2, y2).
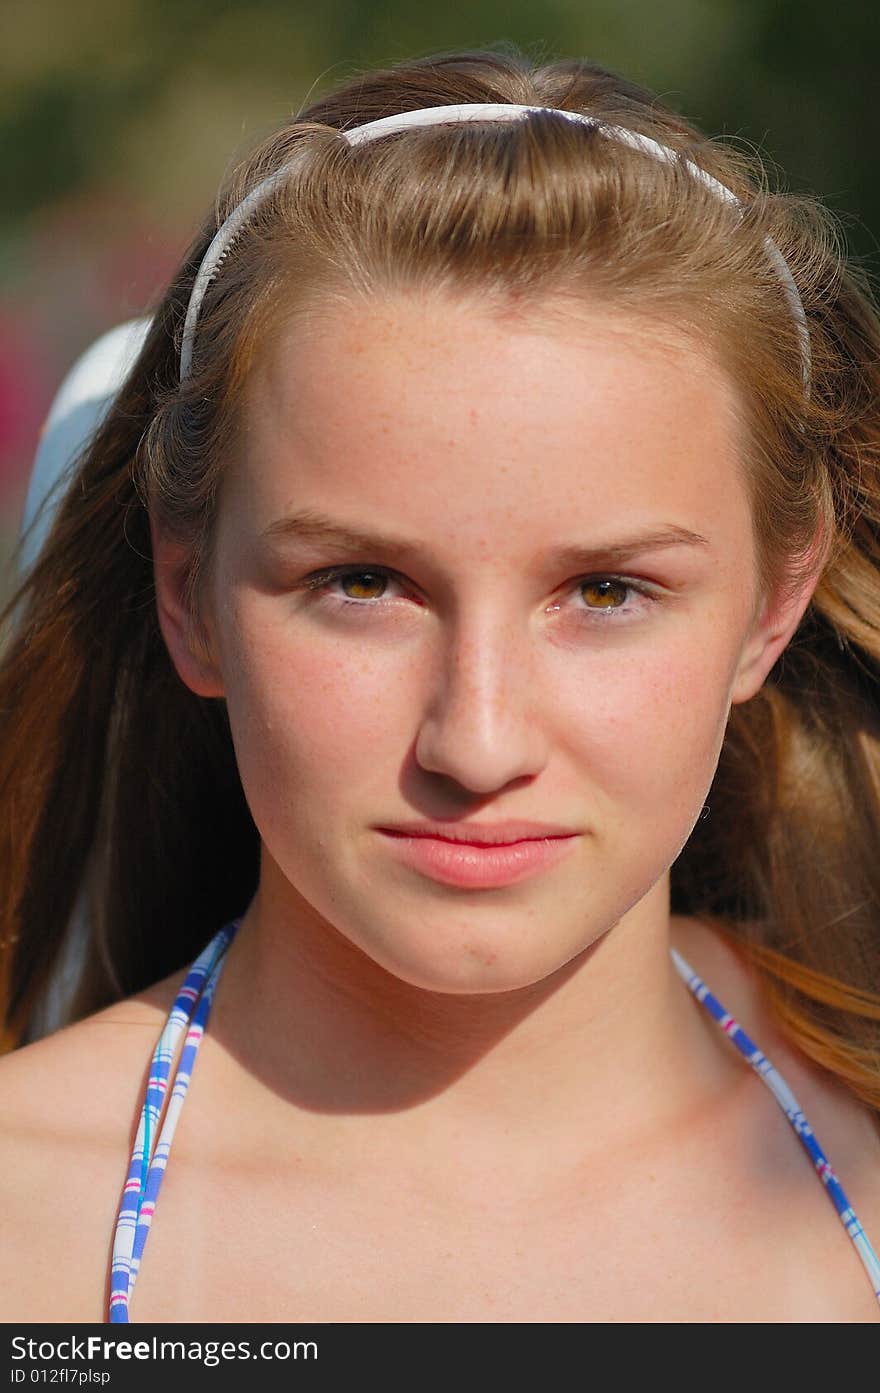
(376, 829, 580, 888)
(376, 819, 577, 845)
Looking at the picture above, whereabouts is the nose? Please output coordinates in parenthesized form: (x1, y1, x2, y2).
(413, 611, 548, 794)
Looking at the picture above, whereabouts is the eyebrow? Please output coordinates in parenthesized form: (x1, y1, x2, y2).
(260, 509, 711, 568)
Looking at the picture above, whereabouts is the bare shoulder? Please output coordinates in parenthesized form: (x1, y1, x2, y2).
(671, 912, 880, 1297)
(0, 966, 187, 1321)
(0, 969, 186, 1133)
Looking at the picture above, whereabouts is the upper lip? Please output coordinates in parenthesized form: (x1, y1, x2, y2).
(376, 820, 580, 846)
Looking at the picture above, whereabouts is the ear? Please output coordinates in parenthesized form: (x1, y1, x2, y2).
(151, 514, 225, 699)
(730, 524, 828, 706)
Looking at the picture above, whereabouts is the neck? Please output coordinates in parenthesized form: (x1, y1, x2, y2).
(208, 860, 739, 1178)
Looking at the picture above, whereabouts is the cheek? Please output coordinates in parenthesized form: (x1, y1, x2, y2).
(556, 636, 735, 828)
(537, 631, 737, 925)
(217, 592, 737, 856)
(215, 599, 409, 824)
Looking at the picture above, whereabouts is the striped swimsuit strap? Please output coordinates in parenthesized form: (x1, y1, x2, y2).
(108, 920, 880, 1321)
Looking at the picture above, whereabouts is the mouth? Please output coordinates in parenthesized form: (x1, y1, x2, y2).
(376, 819, 579, 846)
(375, 829, 581, 889)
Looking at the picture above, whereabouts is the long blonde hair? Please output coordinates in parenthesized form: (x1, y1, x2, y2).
(3, 47, 880, 1117)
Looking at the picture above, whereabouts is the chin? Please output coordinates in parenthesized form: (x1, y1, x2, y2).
(363, 930, 586, 997)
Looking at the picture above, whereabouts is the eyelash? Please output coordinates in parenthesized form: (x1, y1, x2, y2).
(300, 565, 660, 624)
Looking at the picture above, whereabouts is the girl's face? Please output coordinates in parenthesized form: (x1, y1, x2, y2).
(160, 292, 808, 994)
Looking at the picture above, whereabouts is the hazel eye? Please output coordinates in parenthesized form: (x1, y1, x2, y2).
(301, 564, 659, 627)
(580, 578, 630, 610)
(335, 570, 389, 601)
(301, 565, 404, 607)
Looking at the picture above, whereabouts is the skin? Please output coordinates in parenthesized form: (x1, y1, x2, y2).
(3, 289, 879, 1322)
(162, 291, 813, 1025)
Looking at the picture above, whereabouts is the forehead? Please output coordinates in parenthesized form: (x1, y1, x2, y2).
(233, 291, 750, 556)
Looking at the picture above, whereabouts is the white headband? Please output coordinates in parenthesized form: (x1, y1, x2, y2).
(179, 102, 811, 393)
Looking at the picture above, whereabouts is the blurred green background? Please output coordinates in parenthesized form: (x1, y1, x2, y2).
(1, 0, 877, 598)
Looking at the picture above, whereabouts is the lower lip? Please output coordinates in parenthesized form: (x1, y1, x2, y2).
(376, 831, 580, 888)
